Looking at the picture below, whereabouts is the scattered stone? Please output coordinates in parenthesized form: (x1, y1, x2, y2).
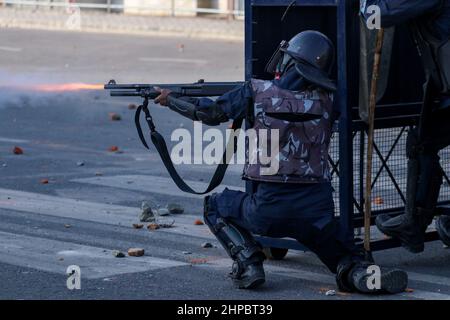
(157, 208, 170, 216)
(95, 172, 103, 176)
(58, 257, 64, 261)
(140, 201, 156, 222)
(182, 251, 192, 255)
(40, 179, 49, 184)
(156, 218, 175, 228)
(76, 161, 85, 167)
(109, 112, 122, 121)
(132, 223, 144, 229)
(64, 224, 71, 228)
(405, 288, 414, 293)
(128, 248, 145, 257)
(2, 163, 7, 167)
(147, 223, 160, 231)
(194, 219, 204, 226)
(108, 146, 119, 152)
(167, 203, 184, 214)
(13, 146, 23, 155)
(128, 103, 137, 110)
(112, 250, 125, 258)
(325, 290, 336, 296)
(201, 242, 213, 248)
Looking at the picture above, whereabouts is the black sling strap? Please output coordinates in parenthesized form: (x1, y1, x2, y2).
(134, 97, 244, 195)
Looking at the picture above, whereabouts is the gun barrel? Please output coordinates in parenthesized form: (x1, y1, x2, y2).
(109, 91, 144, 97)
(104, 81, 244, 97)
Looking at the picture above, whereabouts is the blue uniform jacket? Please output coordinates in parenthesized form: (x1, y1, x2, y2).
(361, 0, 450, 39)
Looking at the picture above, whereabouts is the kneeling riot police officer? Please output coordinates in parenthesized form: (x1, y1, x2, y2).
(361, 0, 450, 252)
(155, 31, 408, 293)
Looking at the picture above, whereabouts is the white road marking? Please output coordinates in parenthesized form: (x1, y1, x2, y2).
(72, 175, 245, 199)
(0, 137, 29, 144)
(0, 46, 22, 52)
(139, 57, 208, 65)
(0, 231, 187, 279)
(0, 187, 214, 239)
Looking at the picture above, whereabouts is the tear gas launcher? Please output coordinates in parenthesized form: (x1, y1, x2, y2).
(104, 79, 243, 99)
(104, 79, 244, 195)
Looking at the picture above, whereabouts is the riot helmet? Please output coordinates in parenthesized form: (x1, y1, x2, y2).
(265, 30, 337, 91)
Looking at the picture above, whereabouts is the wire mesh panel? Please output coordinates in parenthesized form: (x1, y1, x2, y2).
(329, 125, 450, 218)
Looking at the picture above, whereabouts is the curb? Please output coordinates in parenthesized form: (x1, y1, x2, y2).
(0, 8, 244, 41)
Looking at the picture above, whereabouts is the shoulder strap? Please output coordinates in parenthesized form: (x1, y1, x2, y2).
(135, 99, 244, 195)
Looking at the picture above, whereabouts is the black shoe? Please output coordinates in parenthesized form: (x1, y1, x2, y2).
(230, 261, 265, 290)
(349, 263, 408, 294)
(376, 213, 425, 253)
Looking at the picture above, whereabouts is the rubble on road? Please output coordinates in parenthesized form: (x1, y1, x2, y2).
(109, 112, 122, 121)
(40, 179, 49, 184)
(157, 208, 170, 216)
(167, 203, 184, 214)
(156, 218, 175, 228)
(194, 219, 204, 226)
(76, 161, 85, 167)
(128, 104, 137, 110)
(325, 290, 336, 296)
(147, 223, 160, 231)
(201, 242, 213, 248)
(108, 146, 119, 152)
(13, 146, 23, 155)
(132, 223, 144, 229)
(64, 224, 71, 228)
(112, 250, 125, 258)
(140, 201, 156, 222)
(128, 248, 145, 257)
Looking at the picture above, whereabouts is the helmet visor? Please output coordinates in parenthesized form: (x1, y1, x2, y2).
(264, 40, 289, 75)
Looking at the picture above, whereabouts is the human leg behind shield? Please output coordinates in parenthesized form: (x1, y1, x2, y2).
(376, 106, 450, 252)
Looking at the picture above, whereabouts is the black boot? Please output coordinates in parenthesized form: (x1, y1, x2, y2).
(376, 213, 428, 253)
(376, 152, 443, 253)
(203, 195, 266, 290)
(230, 258, 266, 289)
(337, 260, 408, 294)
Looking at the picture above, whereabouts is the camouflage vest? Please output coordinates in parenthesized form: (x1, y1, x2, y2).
(243, 79, 334, 184)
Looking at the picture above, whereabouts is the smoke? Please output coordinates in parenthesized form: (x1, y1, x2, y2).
(0, 71, 107, 112)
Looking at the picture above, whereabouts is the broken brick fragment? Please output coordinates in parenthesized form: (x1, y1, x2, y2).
(147, 223, 160, 231)
(128, 248, 145, 257)
(194, 219, 204, 226)
(109, 113, 122, 121)
(108, 146, 119, 152)
(13, 146, 23, 155)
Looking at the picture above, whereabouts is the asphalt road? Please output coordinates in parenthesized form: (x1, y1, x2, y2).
(0, 28, 450, 300)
